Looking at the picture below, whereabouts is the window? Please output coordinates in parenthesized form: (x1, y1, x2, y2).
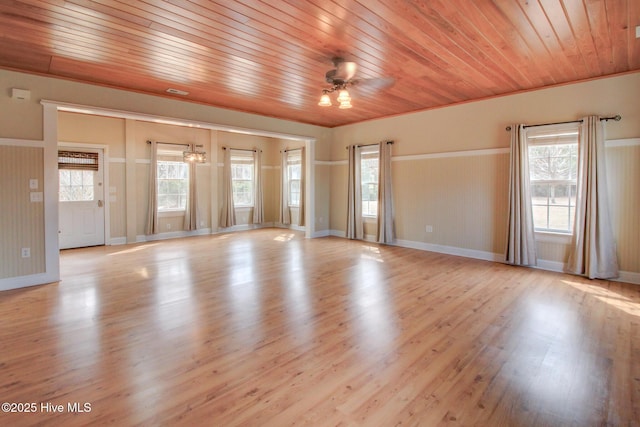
(59, 170, 94, 202)
(361, 149, 379, 217)
(287, 151, 302, 207)
(58, 150, 99, 202)
(527, 128, 578, 234)
(231, 152, 254, 207)
(157, 160, 188, 211)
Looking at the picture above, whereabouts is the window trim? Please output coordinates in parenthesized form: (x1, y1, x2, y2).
(230, 151, 255, 208)
(156, 159, 189, 213)
(360, 147, 379, 218)
(286, 151, 302, 208)
(526, 124, 579, 236)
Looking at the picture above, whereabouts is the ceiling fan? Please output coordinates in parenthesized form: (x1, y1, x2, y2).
(318, 57, 393, 109)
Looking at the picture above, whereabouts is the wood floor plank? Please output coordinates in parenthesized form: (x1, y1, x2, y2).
(0, 229, 637, 426)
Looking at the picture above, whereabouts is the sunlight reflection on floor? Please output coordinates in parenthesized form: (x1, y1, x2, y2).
(107, 243, 160, 256)
(563, 279, 639, 316)
(274, 233, 295, 242)
(361, 245, 384, 262)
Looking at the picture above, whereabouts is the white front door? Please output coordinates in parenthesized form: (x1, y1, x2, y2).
(58, 149, 105, 249)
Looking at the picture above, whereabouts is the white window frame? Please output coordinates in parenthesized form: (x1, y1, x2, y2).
(287, 150, 302, 207)
(157, 159, 189, 213)
(360, 147, 379, 218)
(526, 124, 579, 236)
(231, 151, 255, 208)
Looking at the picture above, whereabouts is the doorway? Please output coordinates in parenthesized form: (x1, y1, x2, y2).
(58, 148, 106, 249)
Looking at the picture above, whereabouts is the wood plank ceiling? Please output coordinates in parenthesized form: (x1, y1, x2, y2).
(0, 0, 638, 128)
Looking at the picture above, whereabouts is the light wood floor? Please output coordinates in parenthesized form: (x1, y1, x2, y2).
(1, 229, 638, 426)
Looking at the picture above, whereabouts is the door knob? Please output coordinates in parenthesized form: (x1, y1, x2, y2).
(98, 200, 104, 207)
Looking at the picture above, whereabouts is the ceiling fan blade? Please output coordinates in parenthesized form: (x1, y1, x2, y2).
(351, 77, 395, 95)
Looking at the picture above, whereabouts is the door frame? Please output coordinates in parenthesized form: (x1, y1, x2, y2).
(58, 142, 111, 248)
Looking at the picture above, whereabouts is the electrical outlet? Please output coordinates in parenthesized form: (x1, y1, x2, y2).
(21, 248, 31, 258)
(166, 223, 172, 230)
(426, 225, 433, 233)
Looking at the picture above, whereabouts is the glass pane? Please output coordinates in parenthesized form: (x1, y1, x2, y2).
(289, 164, 301, 180)
(70, 170, 83, 186)
(532, 205, 549, 230)
(59, 186, 72, 202)
(158, 195, 168, 209)
(156, 161, 188, 210)
(549, 184, 570, 206)
(158, 162, 168, 178)
(83, 170, 94, 185)
(59, 170, 70, 186)
(362, 200, 378, 217)
(549, 206, 570, 231)
(166, 195, 179, 209)
(529, 143, 577, 181)
(233, 180, 253, 206)
(82, 186, 94, 201)
(530, 183, 549, 206)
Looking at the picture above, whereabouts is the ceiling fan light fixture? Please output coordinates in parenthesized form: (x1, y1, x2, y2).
(336, 89, 351, 103)
(318, 93, 332, 106)
(338, 100, 352, 109)
(183, 150, 207, 163)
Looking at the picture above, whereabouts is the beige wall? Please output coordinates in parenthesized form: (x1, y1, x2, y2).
(606, 144, 640, 273)
(330, 72, 640, 275)
(0, 146, 45, 278)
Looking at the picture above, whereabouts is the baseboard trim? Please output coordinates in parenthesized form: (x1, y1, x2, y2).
(215, 223, 276, 234)
(0, 272, 59, 292)
(137, 228, 212, 242)
(393, 238, 503, 262)
(313, 229, 331, 238)
(109, 237, 127, 245)
(617, 271, 640, 285)
(328, 231, 640, 285)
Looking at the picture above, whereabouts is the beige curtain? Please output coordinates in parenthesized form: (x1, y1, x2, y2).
(183, 143, 198, 231)
(219, 148, 235, 228)
(346, 144, 363, 240)
(298, 147, 305, 226)
(279, 150, 290, 225)
(252, 148, 264, 224)
(376, 141, 394, 243)
(145, 140, 159, 235)
(566, 116, 619, 279)
(505, 124, 537, 265)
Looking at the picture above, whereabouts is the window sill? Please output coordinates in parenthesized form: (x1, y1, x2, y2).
(158, 210, 185, 218)
(535, 231, 573, 244)
(234, 206, 254, 211)
(363, 215, 377, 223)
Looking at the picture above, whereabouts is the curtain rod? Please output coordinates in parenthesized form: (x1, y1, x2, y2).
(146, 140, 204, 148)
(345, 140, 394, 149)
(222, 146, 261, 152)
(282, 147, 303, 153)
(505, 115, 621, 131)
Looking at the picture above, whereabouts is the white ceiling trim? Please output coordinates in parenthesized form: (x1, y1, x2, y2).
(40, 100, 316, 143)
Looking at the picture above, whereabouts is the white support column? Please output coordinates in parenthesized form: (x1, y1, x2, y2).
(125, 119, 137, 243)
(305, 138, 316, 239)
(210, 130, 219, 232)
(43, 102, 60, 283)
